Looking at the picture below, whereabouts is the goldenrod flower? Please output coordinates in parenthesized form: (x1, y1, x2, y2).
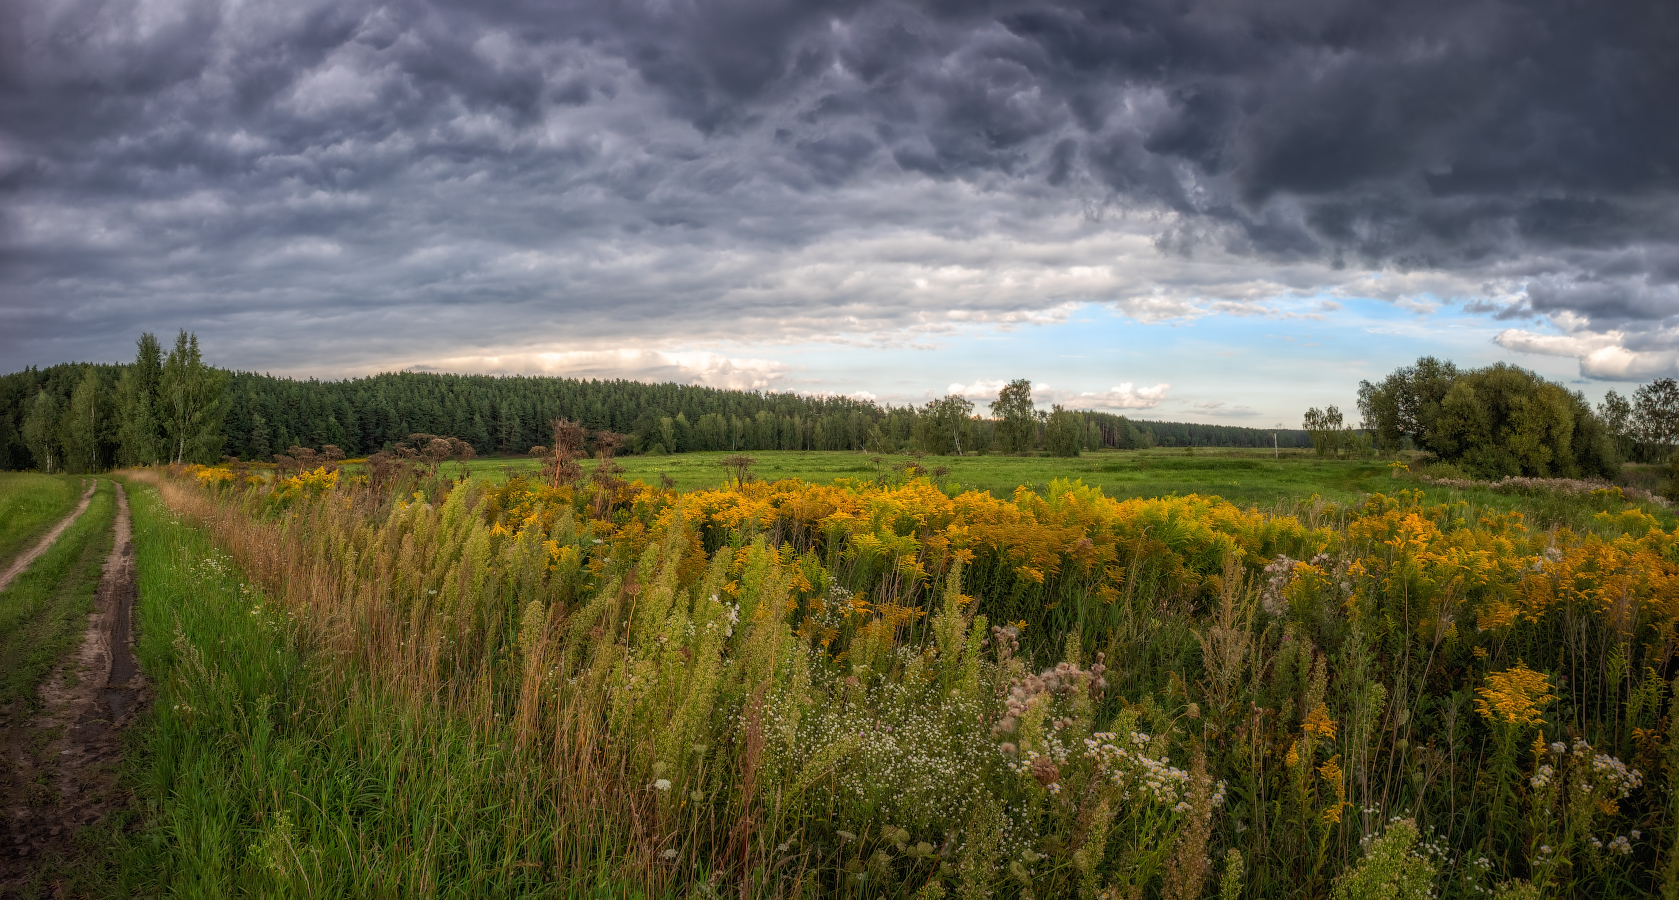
(1318, 756, 1347, 824)
(1303, 702, 1337, 740)
(1474, 661, 1553, 727)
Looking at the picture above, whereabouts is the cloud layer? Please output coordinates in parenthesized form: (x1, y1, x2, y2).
(2, 0, 1675, 382)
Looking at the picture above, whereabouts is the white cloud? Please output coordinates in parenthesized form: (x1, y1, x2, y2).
(1052, 383, 1171, 410)
(946, 378, 1009, 401)
(1495, 327, 1679, 379)
(413, 348, 788, 390)
(1492, 329, 1618, 359)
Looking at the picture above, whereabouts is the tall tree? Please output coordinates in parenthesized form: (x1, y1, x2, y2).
(116, 332, 164, 465)
(1431, 364, 1598, 478)
(1632, 378, 1679, 462)
(1044, 405, 1084, 457)
(60, 367, 109, 473)
(914, 395, 974, 455)
(1598, 390, 1636, 462)
(1357, 357, 1461, 451)
(21, 390, 62, 473)
(1302, 406, 1346, 458)
(159, 330, 229, 464)
(989, 379, 1038, 453)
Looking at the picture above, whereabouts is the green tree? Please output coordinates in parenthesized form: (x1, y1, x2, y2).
(159, 330, 229, 464)
(116, 332, 164, 466)
(1302, 405, 1345, 457)
(248, 412, 273, 461)
(914, 395, 974, 455)
(1357, 356, 1461, 451)
(1044, 404, 1084, 457)
(989, 379, 1039, 453)
(1361, 358, 1615, 478)
(60, 367, 110, 473)
(1598, 389, 1636, 462)
(1432, 364, 1589, 478)
(1633, 377, 1679, 462)
(22, 390, 63, 472)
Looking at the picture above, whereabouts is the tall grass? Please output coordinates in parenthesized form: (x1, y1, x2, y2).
(91, 478, 607, 897)
(120, 461, 1679, 898)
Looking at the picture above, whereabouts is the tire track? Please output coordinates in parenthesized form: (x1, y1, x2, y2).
(0, 480, 96, 596)
(1, 482, 142, 887)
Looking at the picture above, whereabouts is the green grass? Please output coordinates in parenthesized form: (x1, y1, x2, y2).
(478, 447, 1398, 504)
(0, 472, 84, 572)
(73, 479, 621, 898)
(0, 478, 114, 711)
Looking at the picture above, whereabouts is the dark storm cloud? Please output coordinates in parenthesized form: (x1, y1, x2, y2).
(1, 0, 1675, 375)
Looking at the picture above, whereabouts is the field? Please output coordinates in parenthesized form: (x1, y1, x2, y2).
(0, 473, 84, 571)
(480, 449, 1676, 535)
(484, 448, 1401, 506)
(4, 453, 1679, 898)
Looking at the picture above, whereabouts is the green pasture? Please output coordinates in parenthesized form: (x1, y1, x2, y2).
(0, 472, 85, 572)
(478, 447, 1405, 505)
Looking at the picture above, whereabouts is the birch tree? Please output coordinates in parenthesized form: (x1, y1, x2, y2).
(60, 367, 110, 473)
(116, 332, 164, 465)
(989, 379, 1038, 453)
(158, 330, 229, 464)
(21, 390, 61, 473)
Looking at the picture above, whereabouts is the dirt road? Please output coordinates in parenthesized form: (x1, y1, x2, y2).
(1, 481, 143, 888)
(0, 481, 96, 596)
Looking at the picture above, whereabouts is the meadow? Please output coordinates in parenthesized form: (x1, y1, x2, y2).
(7, 451, 1679, 899)
(482, 448, 1392, 504)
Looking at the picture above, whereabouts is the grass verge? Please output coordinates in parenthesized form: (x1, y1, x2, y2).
(0, 472, 84, 573)
(0, 478, 113, 711)
(75, 476, 621, 898)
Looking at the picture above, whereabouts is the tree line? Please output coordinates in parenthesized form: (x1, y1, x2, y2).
(1332, 356, 1679, 480)
(3, 332, 227, 473)
(2, 335, 1309, 470)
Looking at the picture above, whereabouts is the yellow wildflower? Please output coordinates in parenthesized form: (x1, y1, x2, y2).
(1303, 702, 1337, 740)
(1474, 661, 1553, 727)
(1318, 755, 1347, 824)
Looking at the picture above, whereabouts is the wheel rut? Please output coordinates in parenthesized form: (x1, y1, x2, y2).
(0, 481, 96, 596)
(1, 481, 145, 891)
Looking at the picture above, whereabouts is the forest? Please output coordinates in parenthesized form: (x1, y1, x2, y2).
(0, 333, 1311, 471)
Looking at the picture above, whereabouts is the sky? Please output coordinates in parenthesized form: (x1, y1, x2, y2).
(2, 0, 1676, 423)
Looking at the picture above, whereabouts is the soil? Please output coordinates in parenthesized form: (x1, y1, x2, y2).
(0, 482, 145, 893)
(0, 482, 96, 596)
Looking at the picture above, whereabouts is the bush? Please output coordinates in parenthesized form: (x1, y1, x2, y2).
(1361, 359, 1618, 479)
